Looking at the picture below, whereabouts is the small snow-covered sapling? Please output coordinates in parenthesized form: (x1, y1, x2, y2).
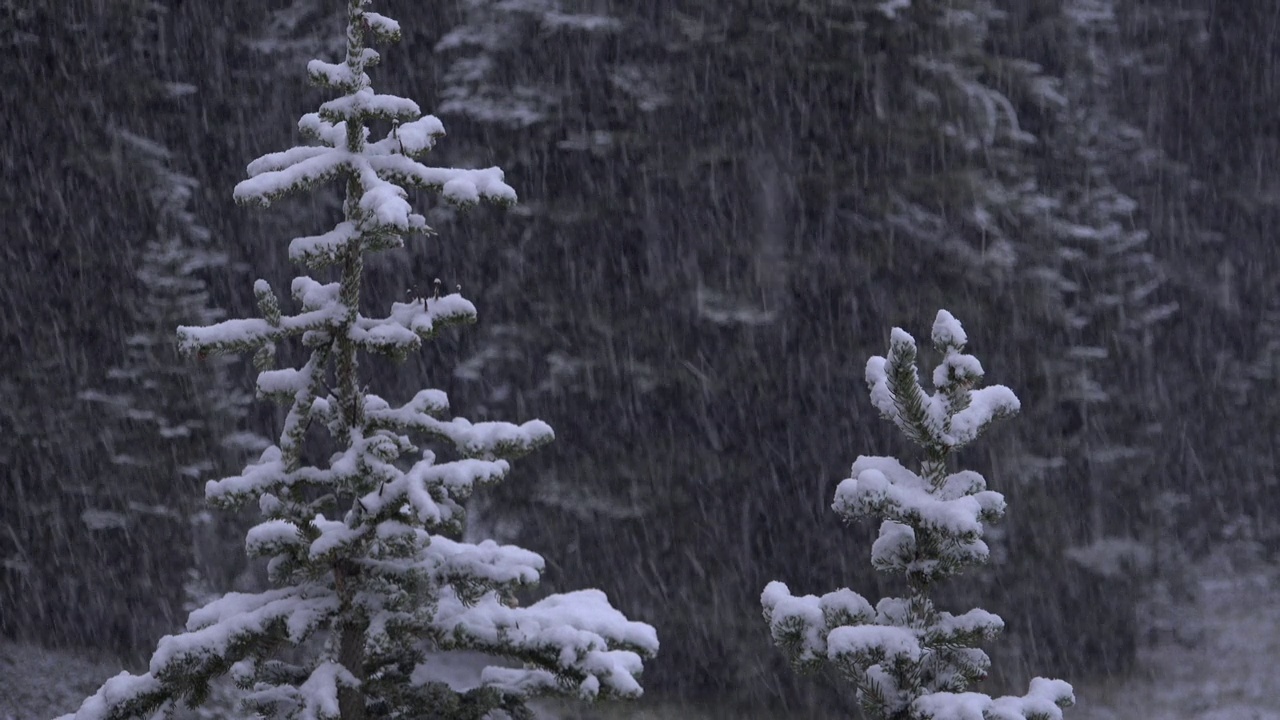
(762, 310, 1073, 720)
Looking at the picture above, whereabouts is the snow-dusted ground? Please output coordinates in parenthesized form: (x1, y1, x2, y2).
(1071, 566, 1280, 720)
(8, 561, 1280, 720)
(0, 643, 123, 720)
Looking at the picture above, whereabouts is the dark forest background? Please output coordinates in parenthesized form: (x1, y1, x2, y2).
(3, 0, 1280, 714)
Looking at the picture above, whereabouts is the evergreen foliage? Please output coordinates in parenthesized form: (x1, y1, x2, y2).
(75, 127, 260, 650)
(762, 311, 1074, 720)
(0, 0, 255, 654)
(60, 2, 656, 718)
(436, 0, 622, 130)
(15, 0, 1280, 712)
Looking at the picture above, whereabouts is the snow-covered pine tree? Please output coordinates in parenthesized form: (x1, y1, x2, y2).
(761, 311, 1074, 720)
(59, 2, 657, 719)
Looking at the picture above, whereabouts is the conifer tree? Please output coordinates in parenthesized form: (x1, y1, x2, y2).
(75, 127, 260, 649)
(60, 2, 656, 718)
(762, 311, 1073, 720)
(0, 0, 232, 652)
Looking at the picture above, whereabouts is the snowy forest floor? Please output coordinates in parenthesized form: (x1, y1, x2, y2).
(7, 558, 1280, 720)
(1067, 564, 1280, 720)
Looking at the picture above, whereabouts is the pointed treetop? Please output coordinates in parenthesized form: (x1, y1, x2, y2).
(867, 311, 1019, 459)
(931, 309, 967, 349)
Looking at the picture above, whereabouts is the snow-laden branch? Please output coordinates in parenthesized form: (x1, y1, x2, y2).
(59, 587, 341, 720)
(833, 456, 1006, 578)
(433, 588, 659, 700)
(234, 120, 513, 213)
(912, 678, 1076, 720)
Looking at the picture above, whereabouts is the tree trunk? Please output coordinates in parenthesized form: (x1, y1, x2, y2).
(335, 560, 366, 720)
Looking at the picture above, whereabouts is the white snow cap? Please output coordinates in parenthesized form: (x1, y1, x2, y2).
(864, 310, 1020, 450)
(912, 678, 1075, 720)
(932, 309, 968, 347)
